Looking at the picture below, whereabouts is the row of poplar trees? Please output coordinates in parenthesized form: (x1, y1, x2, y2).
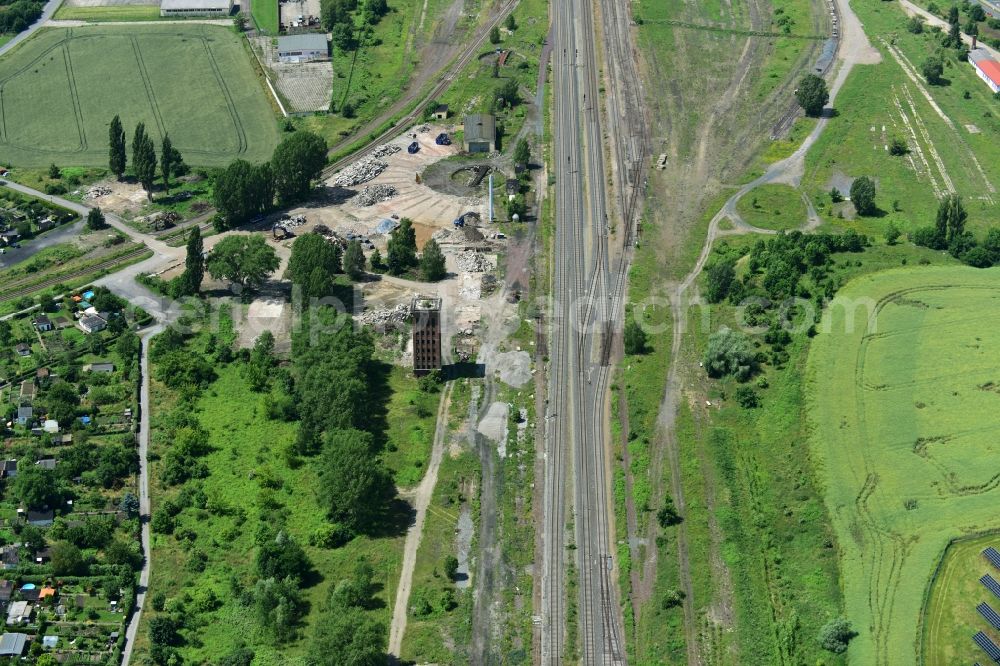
(108, 115, 184, 201)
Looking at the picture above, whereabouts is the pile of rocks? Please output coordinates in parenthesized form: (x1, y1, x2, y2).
(355, 184, 398, 207)
(456, 251, 493, 273)
(372, 143, 401, 159)
(355, 303, 410, 330)
(84, 185, 112, 199)
(332, 157, 389, 187)
(283, 214, 307, 228)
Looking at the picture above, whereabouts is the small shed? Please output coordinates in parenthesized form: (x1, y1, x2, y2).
(35, 458, 56, 471)
(0, 461, 15, 479)
(87, 362, 115, 374)
(43, 420, 59, 434)
(463, 114, 496, 153)
(431, 103, 449, 120)
(27, 510, 54, 527)
(16, 407, 31, 426)
(14, 343, 30, 357)
(32, 315, 52, 332)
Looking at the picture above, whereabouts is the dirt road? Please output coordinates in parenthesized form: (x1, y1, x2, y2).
(387, 383, 454, 658)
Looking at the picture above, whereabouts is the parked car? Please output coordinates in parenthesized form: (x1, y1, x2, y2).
(408, 141, 420, 154)
(435, 133, 451, 146)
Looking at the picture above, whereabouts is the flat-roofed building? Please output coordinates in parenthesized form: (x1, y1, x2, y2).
(160, 0, 232, 17)
(277, 34, 329, 63)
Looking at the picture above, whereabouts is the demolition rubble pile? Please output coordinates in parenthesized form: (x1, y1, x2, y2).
(455, 251, 494, 273)
(355, 303, 410, 329)
(372, 143, 401, 159)
(332, 157, 389, 187)
(355, 184, 398, 207)
(84, 185, 112, 199)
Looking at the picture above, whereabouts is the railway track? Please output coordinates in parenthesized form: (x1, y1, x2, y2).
(0, 245, 150, 302)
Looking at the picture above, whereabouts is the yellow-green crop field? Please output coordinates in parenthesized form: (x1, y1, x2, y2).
(808, 266, 1000, 664)
(0, 25, 280, 167)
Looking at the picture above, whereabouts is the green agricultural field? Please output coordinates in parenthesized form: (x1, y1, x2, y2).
(0, 25, 280, 168)
(808, 265, 1000, 664)
(923, 533, 1000, 665)
(734, 183, 808, 230)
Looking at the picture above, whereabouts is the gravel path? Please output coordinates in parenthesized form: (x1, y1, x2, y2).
(387, 383, 454, 659)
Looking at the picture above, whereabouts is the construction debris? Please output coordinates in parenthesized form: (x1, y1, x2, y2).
(84, 185, 112, 199)
(372, 143, 401, 159)
(135, 210, 181, 231)
(332, 157, 390, 187)
(355, 184, 398, 207)
(455, 251, 495, 273)
(355, 303, 410, 330)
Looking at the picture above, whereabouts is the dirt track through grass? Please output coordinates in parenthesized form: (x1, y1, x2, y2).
(0, 25, 279, 167)
(808, 266, 1000, 664)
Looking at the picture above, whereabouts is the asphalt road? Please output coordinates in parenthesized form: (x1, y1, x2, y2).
(0, 219, 83, 270)
(0, 0, 62, 58)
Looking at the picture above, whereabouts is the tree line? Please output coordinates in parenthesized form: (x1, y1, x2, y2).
(108, 115, 185, 201)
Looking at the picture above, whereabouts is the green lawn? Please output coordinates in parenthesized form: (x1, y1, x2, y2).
(0, 25, 280, 168)
(922, 533, 1000, 666)
(735, 183, 808, 230)
(809, 265, 1000, 664)
(52, 4, 163, 21)
(250, 0, 278, 35)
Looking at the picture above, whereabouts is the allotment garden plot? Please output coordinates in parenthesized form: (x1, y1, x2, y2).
(0, 25, 279, 167)
(808, 266, 1000, 664)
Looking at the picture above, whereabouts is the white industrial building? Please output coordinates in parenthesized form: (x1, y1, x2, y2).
(160, 0, 232, 17)
(276, 34, 329, 63)
(970, 48, 1000, 94)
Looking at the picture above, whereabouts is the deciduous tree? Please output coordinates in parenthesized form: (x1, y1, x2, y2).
(703, 326, 756, 381)
(795, 73, 829, 117)
(271, 131, 328, 204)
(922, 54, 944, 84)
(319, 428, 389, 529)
(849, 176, 876, 216)
(206, 235, 280, 293)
